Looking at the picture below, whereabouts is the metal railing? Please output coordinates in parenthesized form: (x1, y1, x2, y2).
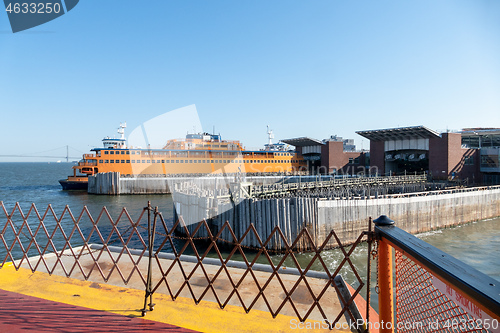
(0, 201, 372, 331)
(251, 174, 427, 197)
(373, 216, 500, 333)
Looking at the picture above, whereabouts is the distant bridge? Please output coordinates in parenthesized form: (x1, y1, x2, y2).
(0, 145, 84, 161)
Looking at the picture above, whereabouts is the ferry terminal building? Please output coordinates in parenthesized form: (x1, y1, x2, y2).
(283, 126, 500, 184)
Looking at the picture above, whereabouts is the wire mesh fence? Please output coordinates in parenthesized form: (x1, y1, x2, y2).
(395, 250, 493, 332)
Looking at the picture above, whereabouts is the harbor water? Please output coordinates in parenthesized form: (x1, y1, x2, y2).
(1, 162, 499, 287)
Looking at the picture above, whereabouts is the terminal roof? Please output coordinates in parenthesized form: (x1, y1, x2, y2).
(460, 128, 500, 136)
(356, 126, 440, 141)
(281, 137, 324, 147)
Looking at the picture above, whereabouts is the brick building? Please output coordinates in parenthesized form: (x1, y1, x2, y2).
(356, 126, 499, 183)
(282, 136, 368, 175)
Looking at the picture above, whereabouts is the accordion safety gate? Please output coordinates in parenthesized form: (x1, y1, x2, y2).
(2, 200, 499, 332)
(0, 201, 373, 332)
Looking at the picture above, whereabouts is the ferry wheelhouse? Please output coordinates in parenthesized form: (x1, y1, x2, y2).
(59, 123, 307, 190)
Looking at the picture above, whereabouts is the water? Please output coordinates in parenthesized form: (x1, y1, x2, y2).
(0, 162, 174, 217)
(416, 218, 500, 282)
(0, 162, 175, 256)
(1, 162, 499, 289)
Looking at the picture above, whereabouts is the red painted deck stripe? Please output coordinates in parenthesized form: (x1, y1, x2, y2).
(0, 289, 198, 332)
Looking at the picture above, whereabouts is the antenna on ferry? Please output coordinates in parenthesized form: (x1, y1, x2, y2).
(267, 125, 274, 145)
(118, 122, 126, 140)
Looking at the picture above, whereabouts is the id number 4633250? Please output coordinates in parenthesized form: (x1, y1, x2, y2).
(5, 2, 62, 14)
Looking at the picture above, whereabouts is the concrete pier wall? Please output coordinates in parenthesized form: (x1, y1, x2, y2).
(316, 186, 500, 248)
(174, 186, 500, 251)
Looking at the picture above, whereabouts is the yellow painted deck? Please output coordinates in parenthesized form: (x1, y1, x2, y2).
(0, 252, 354, 332)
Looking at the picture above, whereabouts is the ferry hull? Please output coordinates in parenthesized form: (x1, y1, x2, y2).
(59, 179, 88, 191)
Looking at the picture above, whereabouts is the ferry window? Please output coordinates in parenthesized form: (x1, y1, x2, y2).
(176, 160, 179, 163)
(126, 151, 130, 155)
(142, 160, 146, 163)
(125, 160, 130, 163)
(104, 151, 109, 155)
(210, 160, 214, 163)
(121, 160, 125, 163)
(110, 160, 114, 163)
(120, 151, 124, 155)
(110, 151, 114, 155)
(189, 160, 192, 163)
(161, 160, 165, 163)
(131, 160, 135, 163)
(152, 160, 155, 163)
(105, 160, 109, 163)
(194, 160, 197, 163)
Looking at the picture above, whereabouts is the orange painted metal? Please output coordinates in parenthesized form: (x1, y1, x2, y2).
(377, 239, 394, 333)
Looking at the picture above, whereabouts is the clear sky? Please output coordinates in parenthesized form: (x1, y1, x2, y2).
(1, 0, 499, 162)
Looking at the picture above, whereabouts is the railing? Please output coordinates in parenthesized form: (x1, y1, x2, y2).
(373, 216, 500, 333)
(252, 175, 427, 197)
(78, 161, 97, 167)
(0, 201, 372, 331)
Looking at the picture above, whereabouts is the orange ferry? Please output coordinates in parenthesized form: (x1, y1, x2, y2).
(59, 124, 307, 190)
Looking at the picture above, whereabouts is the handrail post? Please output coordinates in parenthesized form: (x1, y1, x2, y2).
(374, 215, 395, 333)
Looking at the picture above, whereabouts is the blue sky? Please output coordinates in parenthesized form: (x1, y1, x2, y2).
(1, 0, 499, 161)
